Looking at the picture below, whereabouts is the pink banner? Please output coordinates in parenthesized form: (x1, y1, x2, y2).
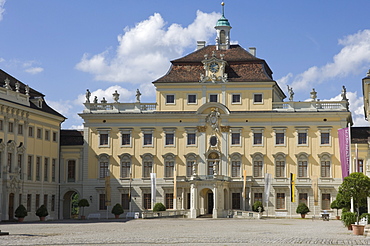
(338, 127, 350, 179)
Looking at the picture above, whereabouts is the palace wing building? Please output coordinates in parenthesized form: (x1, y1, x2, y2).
(78, 9, 352, 218)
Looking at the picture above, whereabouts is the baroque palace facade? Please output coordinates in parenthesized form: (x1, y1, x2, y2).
(5, 6, 370, 221)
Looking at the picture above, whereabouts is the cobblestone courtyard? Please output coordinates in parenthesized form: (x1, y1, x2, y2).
(1, 218, 370, 245)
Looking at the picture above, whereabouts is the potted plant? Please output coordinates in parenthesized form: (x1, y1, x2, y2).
(330, 200, 341, 220)
(341, 211, 356, 230)
(36, 204, 49, 221)
(153, 202, 166, 216)
(338, 172, 370, 235)
(15, 204, 28, 222)
(78, 198, 90, 220)
(111, 203, 124, 219)
(252, 201, 265, 213)
(296, 203, 310, 218)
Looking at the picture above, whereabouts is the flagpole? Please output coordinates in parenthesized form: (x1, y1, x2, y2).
(173, 162, 177, 210)
(129, 164, 132, 213)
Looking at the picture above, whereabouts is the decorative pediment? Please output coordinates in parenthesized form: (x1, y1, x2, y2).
(199, 51, 228, 83)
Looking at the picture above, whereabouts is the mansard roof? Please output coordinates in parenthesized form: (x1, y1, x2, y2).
(0, 69, 65, 119)
(60, 130, 84, 146)
(153, 45, 274, 83)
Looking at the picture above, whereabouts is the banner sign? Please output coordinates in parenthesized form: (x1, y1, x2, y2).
(312, 176, 318, 206)
(338, 127, 350, 179)
(264, 173, 271, 204)
(105, 172, 111, 206)
(150, 173, 156, 205)
(290, 173, 295, 203)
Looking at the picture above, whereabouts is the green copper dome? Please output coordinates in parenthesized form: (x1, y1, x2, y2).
(216, 15, 231, 27)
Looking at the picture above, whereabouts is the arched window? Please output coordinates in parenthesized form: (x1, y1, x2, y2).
(274, 153, 286, 178)
(319, 153, 331, 178)
(230, 153, 241, 177)
(119, 154, 131, 178)
(252, 153, 264, 177)
(185, 153, 197, 177)
(97, 154, 110, 178)
(296, 153, 309, 178)
(163, 153, 176, 178)
(207, 152, 220, 175)
(141, 154, 154, 178)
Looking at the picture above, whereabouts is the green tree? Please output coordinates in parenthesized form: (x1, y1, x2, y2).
(71, 193, 79, 216)
(153, 203, 166, 212)
(78, 198, 90, 217)
(338, 172, 370, 223)
(252, 201, 265, 213)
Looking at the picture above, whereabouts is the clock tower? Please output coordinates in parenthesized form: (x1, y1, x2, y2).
(215, 2, 232, 50)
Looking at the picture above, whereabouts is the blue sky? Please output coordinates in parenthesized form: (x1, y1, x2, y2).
(0, 0, 369, 128)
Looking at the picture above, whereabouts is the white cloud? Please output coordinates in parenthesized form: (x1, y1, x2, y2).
(281, 29, 370, 91)
(25, 67, 44, 74)
(0, 57, 4, 63)
(0, 0, 5, 21)
(76, 10, 220, 84)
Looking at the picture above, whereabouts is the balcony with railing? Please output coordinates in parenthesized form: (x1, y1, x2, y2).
(83, 102, 157, 114)
(272, 100, 349, 112)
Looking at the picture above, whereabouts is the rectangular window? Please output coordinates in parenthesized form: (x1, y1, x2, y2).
(298, 132, 307, 145)
(321, 132, 330, 145)
(186, 161, 194, 177)
(99, 194, 107, 210)
(165, 133, 174, 146)
(187, 133, 196, 146)
(121, 133, 131, 146)
(99, 162, 108, 178)
(8, 122, 14, 132)
(143, 193, 151, 210)
(321, 161, 330, 178)
(209, 94, 218, 102)
(143, 161, 152, 178)
(99, 133, 109, 146)
(298, 161, 308, 178)
(254, 193, 263, 203)
(18, 124, 23, 135)
(51, 195, 55, 212)
(276, 161, 285, 178)
(322, 193, 331, 210)
(8, 153, 12, 173)
(36, 157, 41, 181)
(45, 130, 50, 141)
(299, 193, 308, 205)
(52, 159, 56, 182)
(231, 161, 240, 177)
(28, 126, 34, 137)
(37, 128, 42, 139)
(36, 194, 40, 210)
(165, 161, 174, 178)
(275, 133, 285, 145)
(188, 94, 196, 104)
(276, 193, 285, 209)
(0, 120, 3, 130)
(18, 154, 22, 178)
(231, 133, 240, 145)
(121, 161, 130, 178)
(232, 193, 241, 209)
(27, 194, 32, 212)
(43, 194, 48, 208)
(52, 132, 58, 142)
(358, 159, 364, 173)
(165, 193, 174, 209)
(253, 133, 262, 145)
(208, 161, 215, 175)
(68, 160, 76, 182)
(253, 161, 263, 177)
(166, 94, 175, 104)
(27, 156, 32, 180)
(254, 93, 263, 103)
(232, 94, 241, 103)
(143, 133, 153, 146)
(44, 158, 49, 182)
(121, 194, 130, 210)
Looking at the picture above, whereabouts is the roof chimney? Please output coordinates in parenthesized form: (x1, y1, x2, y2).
(197, 41, 206, 50)
(249, 47, 256, 56)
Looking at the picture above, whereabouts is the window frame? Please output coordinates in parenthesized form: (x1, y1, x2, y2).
(187, 94, 197, 104)
(142, 128, 154, 147)
(253, 93, 263, 104)
(120, 128, 132, 147)
(231, 93, 241, 104)
(98, 129, 110, 147)
(252, 128, 264, 146)
(209, 94, 218, 103)
(276, 193, 286, 209)
(166, 94, 175, 104)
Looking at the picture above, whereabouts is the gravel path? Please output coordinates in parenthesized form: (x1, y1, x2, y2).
(0, 218, 369, 245)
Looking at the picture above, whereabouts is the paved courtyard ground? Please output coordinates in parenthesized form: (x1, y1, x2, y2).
(1, 217, 370, 245)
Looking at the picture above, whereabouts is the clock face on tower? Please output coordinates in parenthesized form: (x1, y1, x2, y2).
(209, 62, 219, 73)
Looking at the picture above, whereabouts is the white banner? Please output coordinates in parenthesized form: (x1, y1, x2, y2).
(150, 173, 156, 205)
(264, 173, 271, 205)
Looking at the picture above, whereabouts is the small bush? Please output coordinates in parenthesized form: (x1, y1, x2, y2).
(15, 204, 28, 218)
(341, 211, 356, 227)
(252, 201, 264, 213)
(296, 203, 310, 215)
(111, 203, 124, 215)
(153, 202, 166, 212)
(78, 198, 90, 208)
(36, 204, 49, 217)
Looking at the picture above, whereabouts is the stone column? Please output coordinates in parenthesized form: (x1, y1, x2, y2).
(213, 184, 218, 218)
(189, 183, 198, 218)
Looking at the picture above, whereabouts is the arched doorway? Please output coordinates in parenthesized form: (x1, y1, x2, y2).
(63, 191, 79, 219)
(199, 188, 214, 216)
(8, 193, 14, 220)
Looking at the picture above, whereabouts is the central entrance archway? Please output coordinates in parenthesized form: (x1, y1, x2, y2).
(63, 191, 79, 219)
